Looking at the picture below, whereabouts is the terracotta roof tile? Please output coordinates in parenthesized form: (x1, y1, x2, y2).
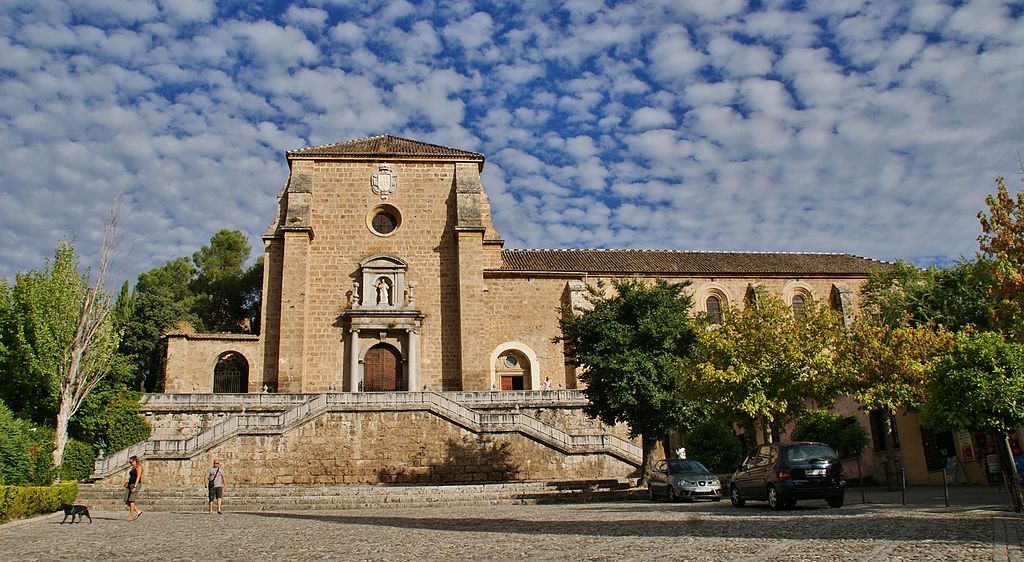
(287, 134, 484, 161)
(498, 249, 892, 276)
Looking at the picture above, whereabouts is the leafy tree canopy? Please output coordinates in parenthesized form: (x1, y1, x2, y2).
(558, 278, 701, 479)
(791, 409, 870, 459)
(680, 291, 847, 441)
(841, 320, 954, 414)
(860, 259, 992, 332)
(922, 331, 1024, 433)
(977, 177, 1024, 342)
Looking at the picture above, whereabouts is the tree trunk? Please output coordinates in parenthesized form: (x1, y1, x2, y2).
(882, 409, 900, 491)
(52, 388, 75, 477)
(999, 432, 1023, 513)
(638, 434, 658, 487)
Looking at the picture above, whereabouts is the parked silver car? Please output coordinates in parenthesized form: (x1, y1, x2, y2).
(647, 459, 722, 502)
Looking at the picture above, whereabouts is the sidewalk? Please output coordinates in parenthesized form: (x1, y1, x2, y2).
(848, 483, 1018, 511)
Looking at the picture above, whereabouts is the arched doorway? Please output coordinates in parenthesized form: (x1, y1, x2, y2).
(496, 350, 530, 390)
(363, 344, 405, 391)
(213, 352, 249, 393)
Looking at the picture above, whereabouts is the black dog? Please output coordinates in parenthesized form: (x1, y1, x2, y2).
(60, 504, 92, 524)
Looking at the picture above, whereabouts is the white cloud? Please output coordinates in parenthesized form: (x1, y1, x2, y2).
(229, 21, 319, 67)
(629, 107, 675, 130)
(0, 1, 1023, 282)
(442, 11, 494, 51)
(329, 21, 364, 45)
(706, 35, 775, 78)
(284, 6, 328, 29)
(157, 0, 214, 23)
(647, 26, 705, 83)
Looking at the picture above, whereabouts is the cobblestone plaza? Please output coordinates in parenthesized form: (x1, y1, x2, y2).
(3, 498, 1021, 561)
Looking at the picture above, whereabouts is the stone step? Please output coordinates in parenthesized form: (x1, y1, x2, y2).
(74, 481, 641, 512)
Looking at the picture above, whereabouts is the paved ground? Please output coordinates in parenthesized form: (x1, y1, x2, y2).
(3, 488, 1023, 561)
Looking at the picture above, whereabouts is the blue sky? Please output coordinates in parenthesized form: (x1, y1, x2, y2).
(1, 0, 1023, 285)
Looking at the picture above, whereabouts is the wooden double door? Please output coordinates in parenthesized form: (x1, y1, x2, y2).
(363, 344, 406, 391)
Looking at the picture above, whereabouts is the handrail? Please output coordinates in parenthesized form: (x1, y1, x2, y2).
(140, 390, 590, 409)
(93, 391, 640, 479)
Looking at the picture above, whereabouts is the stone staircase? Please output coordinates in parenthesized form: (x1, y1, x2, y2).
(74, 480, 641, 512)
(91, 392, 643, 481)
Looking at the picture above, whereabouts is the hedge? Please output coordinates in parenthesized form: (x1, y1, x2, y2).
(0, 482, 77, 524)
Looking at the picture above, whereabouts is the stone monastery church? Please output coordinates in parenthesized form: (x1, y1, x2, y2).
(91, 135, 893, 493)
(164, 135, 881, 397)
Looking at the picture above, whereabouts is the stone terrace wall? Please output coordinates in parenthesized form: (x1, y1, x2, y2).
(96, 409, 638, 488)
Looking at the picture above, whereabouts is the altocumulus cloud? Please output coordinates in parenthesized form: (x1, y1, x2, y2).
(1, 0, 1023, 284)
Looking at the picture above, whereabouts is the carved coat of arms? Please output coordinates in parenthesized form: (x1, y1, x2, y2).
(371, 163, 398, 199)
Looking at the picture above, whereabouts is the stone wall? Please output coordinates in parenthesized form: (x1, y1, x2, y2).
(164, 334, 261, 393)
(97, 408, 638, 488)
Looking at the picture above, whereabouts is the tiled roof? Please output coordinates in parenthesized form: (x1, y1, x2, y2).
(498, 249, 892, 276)
(287, 134, 485, 160)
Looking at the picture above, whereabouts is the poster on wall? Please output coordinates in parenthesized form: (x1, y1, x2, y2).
(958, 431, 975, 461)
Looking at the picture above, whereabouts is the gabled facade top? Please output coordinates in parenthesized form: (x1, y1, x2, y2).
(286, 134, 485, 168)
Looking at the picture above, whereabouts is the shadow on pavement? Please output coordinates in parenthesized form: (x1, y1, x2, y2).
(246, 502, 1017, 545)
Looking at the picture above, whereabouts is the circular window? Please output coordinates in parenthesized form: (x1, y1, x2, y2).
(366, 204, 402, 237)
(372, 211, 397, 234)
(504, 354, 519, 368)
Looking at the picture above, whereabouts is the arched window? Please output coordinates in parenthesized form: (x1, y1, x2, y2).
(705, 295, 722, 324)
(791, 293, 807, 318)
(830, 287, 844, 313)
(213, 352, 249, 393)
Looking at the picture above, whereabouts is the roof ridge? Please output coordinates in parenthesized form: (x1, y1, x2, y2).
(286, 134, 484, 158)
(501, 248, 892, 264)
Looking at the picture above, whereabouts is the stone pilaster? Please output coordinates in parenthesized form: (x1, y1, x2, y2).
(455, 162, 488, 391)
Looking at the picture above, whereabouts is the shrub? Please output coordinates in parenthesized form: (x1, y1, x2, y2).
(0, 482, 77, 524)
(0, 403, 55, 486)
(70, 389, 151, 455)
(791, 410, 870, 459)
(683, 420, 745, 473)
(59, 439, 96, 482)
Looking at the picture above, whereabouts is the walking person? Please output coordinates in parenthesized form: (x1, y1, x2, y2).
(124, 455, 143, 521)
(206, 458, 226, 514)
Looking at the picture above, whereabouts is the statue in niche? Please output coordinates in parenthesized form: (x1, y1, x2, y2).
(375, 277, 392, 306)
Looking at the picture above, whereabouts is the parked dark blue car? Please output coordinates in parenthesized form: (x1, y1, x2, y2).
(729, 442, 845, 509)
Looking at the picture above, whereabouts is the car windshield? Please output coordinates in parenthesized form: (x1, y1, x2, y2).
(786, 444, 838, 464)
(667, 460, 710, 474)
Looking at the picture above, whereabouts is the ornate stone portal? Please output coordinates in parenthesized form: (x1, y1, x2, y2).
(344, 255, 424, 392)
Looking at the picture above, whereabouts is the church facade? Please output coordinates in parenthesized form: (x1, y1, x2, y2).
(164, 135, 883, 398)
(87, 135, 1007, 492)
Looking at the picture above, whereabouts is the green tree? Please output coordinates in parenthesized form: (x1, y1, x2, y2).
(841, 320, 953, 486)
(682, 420, 744, 474)
(120, 257, 201, 391)
(191, 229, 261, 333)
(922, 331, 1024, 511)
(2, 237, 122, 471)
(790, 410, 869, 459)
(680, 292, 847, 443)
(557, 279, 701, 483)
(977, 177, 1024, 342)
(860, 259, 992, 332)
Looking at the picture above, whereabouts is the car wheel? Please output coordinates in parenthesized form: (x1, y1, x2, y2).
(668, 487, 678, 502)
(827, 495, 844, 508)
(730, 484, 745, 507)
(647, 485, 657, 501)
(767, 485, 784, 510)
